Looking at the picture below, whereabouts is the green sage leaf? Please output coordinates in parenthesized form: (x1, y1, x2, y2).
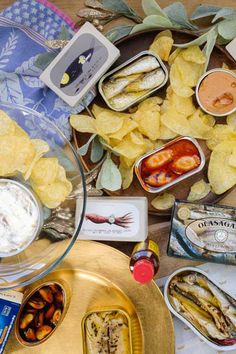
(90, 136, 104, 163)
(102, 0, 140, 21)
(106, 25, 133, 42)
(96, 154, 122, 191)
(164, 2, 197, 30)
(203, 28, 218, 72)
(131, 23, 158, 34)
(174, 28, 214, 48)
(212, 8, 236, 23)
(77, 134, 96, 156)
(142, 0, 168, 18)
(143, 15, 172, 27)
(218, 19, 236, 40)
(191, 5, 222, 20)
(35, 52, 57, 70)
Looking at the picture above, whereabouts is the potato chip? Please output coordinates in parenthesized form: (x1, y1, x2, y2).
(95, 111, 124, 135)
(228, 153, 236, 168)
(208, 141, 236, 194)
(24, 139, 50, 180)
(113, 136, 145, 159)
(151, 192, 175, 210)
(119, 156, 136, 168)
(168, 90, 196, 116)
(170, 62, 194, 97)
(159, 123, 178, 140)
(138, 96, 163, 111)
(129, 130, 146, 146)
(181, 46, 206, 64)
(13, 122, 29, 138)
(119, 163, 134, 189)
(70, 114, 96, 134)
(30, 157, 59, 186)
(143, 138, 156, 153)
(149, 35, 174, 61)
(227, 112, 236, 131)
(161, 108, 193, 136)
(168, 48, 182, 66)
(0, 110, 16, 136)
(109, 118, 137, 140)
(187, 179, 211, 201)
(201, 113, 215, 127)
(175, 56, 204, 88)
(188, 109, 213, 139)
(136, 109, 161, 140)
(206, 124, 236, 150)
(34, 181, 72, 209)
(156, 29, 173, 39)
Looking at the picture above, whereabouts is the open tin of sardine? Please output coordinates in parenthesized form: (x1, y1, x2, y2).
(15, 280, 71, 347)
(81, 308, 133, 354)
(164, 267, 236, 351)
(135, 136, 205, 193)
(98, 50, 168, 111)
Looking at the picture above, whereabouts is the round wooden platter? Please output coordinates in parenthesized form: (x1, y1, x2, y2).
(73, 28, 236, 216)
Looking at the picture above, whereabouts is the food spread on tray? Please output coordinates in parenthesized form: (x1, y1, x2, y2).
(17, 283, 65, 345)
(83, 310, 131, 354)
(166, 269, 236, 349)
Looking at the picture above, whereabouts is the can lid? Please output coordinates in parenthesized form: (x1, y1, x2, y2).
(133, 259, 154, 284)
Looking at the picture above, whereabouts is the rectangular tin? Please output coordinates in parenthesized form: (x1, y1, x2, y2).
(0, 290, 23, 353)
(82, 308, 133, 354)
(135, 136, 205, 193)
(98, 50, 168, 111)
(76, 197, 148, 241)
(168, 200, 236, 265)
(40, 22, 120, 107)
(164, 267, 236, 351)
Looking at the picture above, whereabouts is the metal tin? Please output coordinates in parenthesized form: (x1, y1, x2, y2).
(15, 280, 71, 347)
(76, 196, 148, 241)
(135, 136, 205, 193)
(196, 68, 236, 117)
(98, 50, 168, 111)
(82, 308, 133, 354)
(164, 266, 236, 351)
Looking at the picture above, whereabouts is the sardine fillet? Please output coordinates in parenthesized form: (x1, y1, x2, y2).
(113, 56, 160, 78)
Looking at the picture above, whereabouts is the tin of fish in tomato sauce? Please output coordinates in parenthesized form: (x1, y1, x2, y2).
(135, 137, 205, 193)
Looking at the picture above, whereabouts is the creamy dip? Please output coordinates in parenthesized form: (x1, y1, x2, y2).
(198, 71, 236, 115)
(0, 180, 40, 256)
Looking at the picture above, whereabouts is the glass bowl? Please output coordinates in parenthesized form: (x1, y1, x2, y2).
(0, 102, 86, 290)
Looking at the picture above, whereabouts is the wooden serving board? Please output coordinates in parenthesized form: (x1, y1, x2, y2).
(73, 28, 236, 216)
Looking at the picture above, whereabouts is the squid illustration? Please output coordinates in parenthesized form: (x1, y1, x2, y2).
(85, 213, 133, 228)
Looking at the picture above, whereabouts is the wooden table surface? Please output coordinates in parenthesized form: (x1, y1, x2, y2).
(0, 0, 236, 242)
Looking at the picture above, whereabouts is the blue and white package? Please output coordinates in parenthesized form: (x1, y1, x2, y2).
(0, 290, 23, 353)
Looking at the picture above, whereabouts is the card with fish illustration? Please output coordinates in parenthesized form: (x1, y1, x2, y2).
(168, 200, 236, 265)
(76, 197, 148, 241)
(40, 22, 120, 107)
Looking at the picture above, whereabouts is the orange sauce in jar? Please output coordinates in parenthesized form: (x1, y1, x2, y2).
(198, 71, 236, 115)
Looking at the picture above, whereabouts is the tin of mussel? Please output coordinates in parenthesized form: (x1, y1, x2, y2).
(135, 137, 205, 193)
(99, 50, 168, 111)
(164, 267, 236, 351)
(16, 281, 69, 346)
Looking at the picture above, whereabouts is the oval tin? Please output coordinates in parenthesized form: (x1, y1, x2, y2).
(164, 266, 236, 351)
(98, 50, 168, 111)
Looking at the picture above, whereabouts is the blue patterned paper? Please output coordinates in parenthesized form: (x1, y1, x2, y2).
(0, 0, 96, 143)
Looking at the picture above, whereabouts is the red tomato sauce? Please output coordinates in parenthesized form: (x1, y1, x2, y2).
(140, 140, 201, 188)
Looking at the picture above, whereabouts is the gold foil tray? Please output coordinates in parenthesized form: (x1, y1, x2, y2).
(6, 241, 174, 354)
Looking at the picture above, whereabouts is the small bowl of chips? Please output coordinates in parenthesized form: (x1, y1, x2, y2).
(0, 102, 86, 290)
(196, 68, 236, 117)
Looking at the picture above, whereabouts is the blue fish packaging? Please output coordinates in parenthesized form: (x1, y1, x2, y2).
(168, 200, 236, 265)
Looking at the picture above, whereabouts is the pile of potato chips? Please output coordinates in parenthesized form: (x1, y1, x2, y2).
(0, 111, 72, 208)
(71, 30, 236, 208)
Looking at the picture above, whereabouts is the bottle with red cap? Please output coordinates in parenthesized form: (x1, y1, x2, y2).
(129, 240, 160, 284)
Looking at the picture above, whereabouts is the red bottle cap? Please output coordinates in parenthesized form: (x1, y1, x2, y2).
(133, 259, 154, 284)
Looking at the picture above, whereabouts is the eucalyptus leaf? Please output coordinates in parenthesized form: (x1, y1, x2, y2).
(59, 25, 72, 40)
(96, 154, 122, 191)
(163, 2, 197, 30)
(218, 19, 236, 40)
(131, 23, 159, 34)
(35, 52, 57, 70)
(143, 15, 173, 27)
(106, 25, 133, 42)
(174, 28, 214, 48)
(142, 0, 168, 18)
(212, 8, 236, 23)
(191, 5, 222, 20)
(99, 137, 119, 156)
(90, 136, 104, 163)
(203, 28, 218, 72)
(102, 0, 140, 21)
(77, 134, 96, 156)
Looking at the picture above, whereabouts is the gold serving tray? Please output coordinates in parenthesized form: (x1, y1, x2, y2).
(6, 241, 174, 354)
